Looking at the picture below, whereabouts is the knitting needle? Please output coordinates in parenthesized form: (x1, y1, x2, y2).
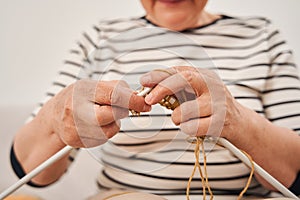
(0, 145, 73, 199)
(136, 87, 152, 97)
(217, 137, 299, 199)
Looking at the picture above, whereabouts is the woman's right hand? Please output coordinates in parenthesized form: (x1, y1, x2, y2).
(38, 79, 151, 148)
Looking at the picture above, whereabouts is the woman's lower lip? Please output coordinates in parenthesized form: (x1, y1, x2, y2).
(157, 0, 185, 4)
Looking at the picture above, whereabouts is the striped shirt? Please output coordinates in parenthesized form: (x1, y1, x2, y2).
(29, 15, 300, 198)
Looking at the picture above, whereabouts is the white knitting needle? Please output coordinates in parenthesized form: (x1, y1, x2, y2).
(136, 87, 152, 97)
(217, 137, 299, 199)
(0, 145, 73, 199)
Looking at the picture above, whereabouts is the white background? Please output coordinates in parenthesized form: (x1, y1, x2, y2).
(0, 1, 299, 199)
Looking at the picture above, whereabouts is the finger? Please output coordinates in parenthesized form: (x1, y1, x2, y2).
(77, 120, 120, 148)
(128, 93, 152, 112)
(101, 120, 121, 139)
(94, 105, 128, 126)
(180, 118, 210, 137)
(110, 88, 152, 112)
(94, 81, 151, 112)
(172, 95, 212, 125)
(140, 68, 176, 87)
(181, 114, 226, 138)
(109, 81, 152, 111)
(145, 71, 207, 105)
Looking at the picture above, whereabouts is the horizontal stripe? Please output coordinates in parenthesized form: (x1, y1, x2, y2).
(269, 113, 300, 122)
(102, 160, 247, 182)
(233, 94, 261, 98)
(111, 138, 182, 147)
(69, 49, 80, 54)
(263, 100, 300, 109)
(101, 24, 145, 33)
(129, 113, 172, 118)
(99, 17, 140, 25)
(271, 50, 292, 61)
(52, 81, 66, 88)
(218, 63, 270, 71)
(294, 128, 300, 132)
(185, 29, 267, 39)
(103, 31, 167, 43)
(102, 149, 242, 167)
(262, 87, 300, 94)
(220, 22, 267, 30)
(58, 71, 80, 80)
(93, 41, 286, 65)
(83, 32, 98, 49)
(101, 170, 260, 194)
(45, 92, 55, 97)
(225, 74, 299, 83)
(64, 60, 85, 68)
(96, 36, 284, 56)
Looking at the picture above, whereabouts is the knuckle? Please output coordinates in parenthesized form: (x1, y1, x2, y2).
(181, 70, 194, 83)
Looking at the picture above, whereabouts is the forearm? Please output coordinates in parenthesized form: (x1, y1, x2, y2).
(13, 111, 69, 186)
(227, 106, 300, 189)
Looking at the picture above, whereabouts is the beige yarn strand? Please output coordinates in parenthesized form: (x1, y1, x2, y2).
(237, 150, 255, 200)
(186, 137, 213, 200)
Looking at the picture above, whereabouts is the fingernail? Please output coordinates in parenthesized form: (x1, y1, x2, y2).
(140, 74, 151, 84)
(145, 93, 153, 104)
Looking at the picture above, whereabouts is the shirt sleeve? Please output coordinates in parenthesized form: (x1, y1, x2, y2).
(261, 22, 300, 134)
(289, 171, 300, 196)
(10, 144, 51, 187)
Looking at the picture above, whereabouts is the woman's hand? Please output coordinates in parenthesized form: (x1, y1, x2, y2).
(140, 66, 300, 190)
(40, 79, 151, 148)
(13, 79, 151, 185)
(140, 66, 249, 141)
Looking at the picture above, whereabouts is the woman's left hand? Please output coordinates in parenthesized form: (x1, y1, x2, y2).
(141, 66, 300, 190)
(140, 66, 251, 140)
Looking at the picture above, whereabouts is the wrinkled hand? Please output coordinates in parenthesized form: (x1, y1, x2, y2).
(42, 79, 151, 148)
(140, 66, 246, 139)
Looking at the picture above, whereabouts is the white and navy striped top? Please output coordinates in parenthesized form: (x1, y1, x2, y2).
(29, 15, 300, 198)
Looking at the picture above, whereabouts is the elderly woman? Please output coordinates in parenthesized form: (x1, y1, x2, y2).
(11, 0, 300, 199)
